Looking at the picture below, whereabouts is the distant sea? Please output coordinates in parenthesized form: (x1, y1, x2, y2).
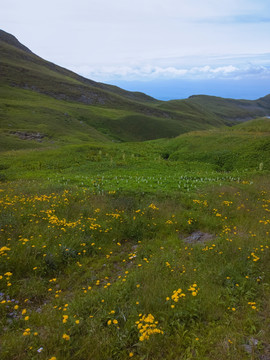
(110, 78, 270, 101)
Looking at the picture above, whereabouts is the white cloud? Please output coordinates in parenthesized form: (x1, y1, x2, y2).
(71, 62, 270, 82)
(1, 0, 270, 85)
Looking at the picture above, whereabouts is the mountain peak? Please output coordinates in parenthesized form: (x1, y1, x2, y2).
(0, 29, 32, 54)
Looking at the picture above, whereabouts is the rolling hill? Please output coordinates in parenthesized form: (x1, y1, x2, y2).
(1, 29, 270, 151)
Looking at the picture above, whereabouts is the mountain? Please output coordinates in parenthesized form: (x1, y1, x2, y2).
(158, 94, 270, 122)
(0, 30, 156, 105)
(1, 29, 270, 151)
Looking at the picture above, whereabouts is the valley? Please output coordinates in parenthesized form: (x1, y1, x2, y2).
(1, 29, 270, 360)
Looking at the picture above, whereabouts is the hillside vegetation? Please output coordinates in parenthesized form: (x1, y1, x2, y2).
(1, 29, 270, 360)
(1, 120, 270, 359)
(1, 29, 270, 149)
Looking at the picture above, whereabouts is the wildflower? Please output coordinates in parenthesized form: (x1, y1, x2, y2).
(4, 271, 12, 276)
(188, 284, 199, 296)
(62, 333, 70, 341)
(148, 203, 159, 210)
(23, 328, 31, 336)
(136, 314, 164, 341)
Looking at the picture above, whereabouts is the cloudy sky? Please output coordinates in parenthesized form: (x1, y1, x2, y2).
(1, 0, 270, 99)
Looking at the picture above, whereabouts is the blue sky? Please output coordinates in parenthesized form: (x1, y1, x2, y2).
(1, 0, 270, 99)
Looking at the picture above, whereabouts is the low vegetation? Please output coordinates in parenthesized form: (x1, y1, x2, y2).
(1, 119, 270, 359)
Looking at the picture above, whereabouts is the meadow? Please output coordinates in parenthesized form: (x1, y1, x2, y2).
(1, 121, 270, 360)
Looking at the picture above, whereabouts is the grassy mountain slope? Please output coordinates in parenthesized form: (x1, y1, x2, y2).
(160, 95, 270, 122)
(162, 117, 270, 171)
(0, 85, 209, 150)
(0, 30, 156, 105)
(1, 29, 270, 150)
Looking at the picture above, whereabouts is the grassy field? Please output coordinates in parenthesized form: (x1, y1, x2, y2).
(1, 120, 270, 359)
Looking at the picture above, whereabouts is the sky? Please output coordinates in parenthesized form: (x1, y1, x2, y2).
(1, 0, 270, 100)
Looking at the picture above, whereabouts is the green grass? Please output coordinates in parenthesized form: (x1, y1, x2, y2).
(166, 123, 270, 172)
(1, 120, 269, 195)
(1, 176, 270, 359)
(0, 138, 252, 196)
(0, 85, 220, 148)
(1, 30, 270, 359)
(1, 118, 270, 359)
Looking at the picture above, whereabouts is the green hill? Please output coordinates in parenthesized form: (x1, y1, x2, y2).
(1, 29, 270, 151)
(160, 95, 270, 122)
(161, 116, 270, 172)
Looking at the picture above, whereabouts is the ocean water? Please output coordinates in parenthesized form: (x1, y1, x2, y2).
(110, 78, 270, 101)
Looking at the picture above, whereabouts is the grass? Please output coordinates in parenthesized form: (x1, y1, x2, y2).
(1, 176, 270, 360)
(1, 30, 270, 359)
(1, 118, 270, 359)
(0, 85, 222, 147)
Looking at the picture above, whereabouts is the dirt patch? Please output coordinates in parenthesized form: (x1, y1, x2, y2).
(10, 131, 46, 142)
(260, 344, 270, 360)
(241, 338, 270, 360)
(182, 231, 215, 244)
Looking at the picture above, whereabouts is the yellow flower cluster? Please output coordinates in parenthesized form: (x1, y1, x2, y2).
(148, 203, 159, 210)
(222, 200, 233, 206)
(44, 209, 82, 229)
(136, 314, 164, 341)
(188, 283, 199, 296)
(166, 283, 199, 307)
(250, 252, 260, 262)
(107, 319, 118, 326)
(171, 288, 186, 302)
(62, 333, 70, 341)
(23, 328, 31, 336)
(193, 199, 208, 207)
(248, 301, 258, 310)
(0, 246, 11, 256)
